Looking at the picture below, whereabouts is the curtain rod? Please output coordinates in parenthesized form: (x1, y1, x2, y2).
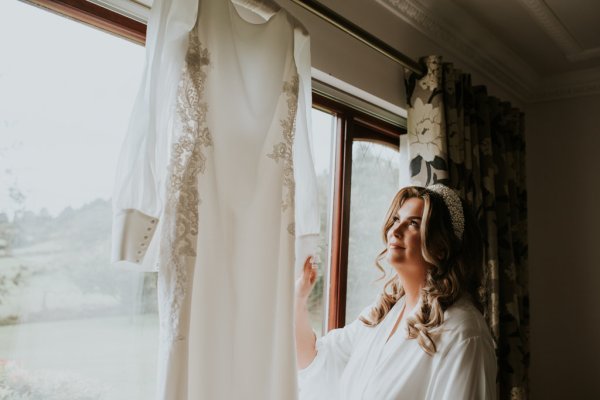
(289, 0, 425, 75)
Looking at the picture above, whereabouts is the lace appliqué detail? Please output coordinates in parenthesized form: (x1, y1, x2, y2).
(267, 75, 299, 236)
(287, 222, 295, 236)
(160, 33, 211, 343)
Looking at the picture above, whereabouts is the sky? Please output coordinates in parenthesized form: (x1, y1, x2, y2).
(0, 0, 336, 218)
(0, 0, 145, 217)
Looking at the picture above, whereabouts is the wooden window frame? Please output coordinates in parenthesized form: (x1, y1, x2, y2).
(313, 94, 405, 331)
(23, 0, 146, 44)
(23, 0, 407, 332)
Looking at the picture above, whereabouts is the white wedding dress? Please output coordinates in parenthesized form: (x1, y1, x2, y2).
(111, 0, 319, 399)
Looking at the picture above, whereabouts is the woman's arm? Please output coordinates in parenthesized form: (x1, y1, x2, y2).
(295, 256, 318, 369)
(426, 335, 497, 400)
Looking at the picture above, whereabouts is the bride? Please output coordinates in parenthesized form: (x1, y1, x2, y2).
(295, 184, 497, 400)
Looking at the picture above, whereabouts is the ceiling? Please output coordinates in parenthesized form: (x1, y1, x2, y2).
(452, 0, 600, 75)
(377, 0, 600, 102)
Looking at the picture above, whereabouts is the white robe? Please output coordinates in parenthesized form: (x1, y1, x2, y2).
(111, 0, 319, 399)
(298, 297, 497, 400)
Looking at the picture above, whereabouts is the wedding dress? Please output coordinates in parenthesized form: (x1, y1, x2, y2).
(111, 0, 319, 398)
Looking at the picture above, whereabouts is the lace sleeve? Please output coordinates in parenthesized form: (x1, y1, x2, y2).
(111, 0, 198, 271)
(292, 23, 320, 277)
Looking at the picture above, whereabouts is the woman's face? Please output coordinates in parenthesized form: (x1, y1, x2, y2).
(386, 197, 429, 278)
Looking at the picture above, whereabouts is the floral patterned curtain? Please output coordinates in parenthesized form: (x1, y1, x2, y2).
(404, 55, 529, 399)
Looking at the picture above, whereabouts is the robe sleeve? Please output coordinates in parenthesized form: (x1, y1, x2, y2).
(111, 0, 198, 271)
(426, 336, 498, 400)
(297, 317, 363, 400)
(292, 25, 320, 277)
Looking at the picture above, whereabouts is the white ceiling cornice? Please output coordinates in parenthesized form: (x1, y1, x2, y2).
(377, 0, 538, 103)
(377, 0, 600, 103)
(516, 0, 600, 63)
(535, 67, 600, 102)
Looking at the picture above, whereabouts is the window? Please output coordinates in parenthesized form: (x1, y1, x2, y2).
(345, 140, 399, 322)
(310, 95, 405, 331)
(306, 109, 336, 336)
(0, 2, 154, 399)
(0, 7, 407, 399)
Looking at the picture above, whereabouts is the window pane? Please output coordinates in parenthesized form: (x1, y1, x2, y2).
(307, 109, 336, 337)
(0, 2, 153, 399)
(345, 140, 399, 323)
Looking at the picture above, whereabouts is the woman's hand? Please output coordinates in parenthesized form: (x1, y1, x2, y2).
(295, 256, 319, 368)
(295, 256, 318, 302)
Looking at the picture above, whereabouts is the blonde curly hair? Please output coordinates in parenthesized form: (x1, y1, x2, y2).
(359, 186, 483, 355)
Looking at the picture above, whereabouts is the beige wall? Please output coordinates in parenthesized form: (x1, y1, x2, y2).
(527, 95, 600, 399)
(282, 1, 599, 398)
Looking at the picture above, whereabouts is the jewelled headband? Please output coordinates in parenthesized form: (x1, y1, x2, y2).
(426, 184, 464, 240)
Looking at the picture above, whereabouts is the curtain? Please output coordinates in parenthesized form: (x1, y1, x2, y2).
(404, 55, 529, 399)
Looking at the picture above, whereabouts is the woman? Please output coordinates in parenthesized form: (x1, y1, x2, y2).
(295, 184, 497, 399)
